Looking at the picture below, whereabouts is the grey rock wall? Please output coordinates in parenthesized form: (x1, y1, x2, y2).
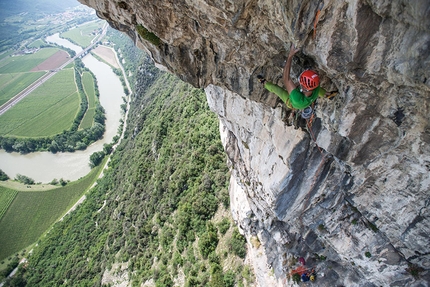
(79, 0, 430, 285)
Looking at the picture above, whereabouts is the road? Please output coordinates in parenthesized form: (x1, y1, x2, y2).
(0, 23, 108, 116)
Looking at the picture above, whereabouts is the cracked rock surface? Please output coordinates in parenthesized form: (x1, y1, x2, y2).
(79, 0, 430, 285)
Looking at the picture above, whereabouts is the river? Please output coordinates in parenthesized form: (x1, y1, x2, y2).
(0, 35, 124, 183)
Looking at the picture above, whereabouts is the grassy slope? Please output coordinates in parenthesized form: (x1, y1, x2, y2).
(10, 69, 251, 286)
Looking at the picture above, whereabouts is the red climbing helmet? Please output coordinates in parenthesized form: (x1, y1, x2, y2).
(299, 70, 319, 91)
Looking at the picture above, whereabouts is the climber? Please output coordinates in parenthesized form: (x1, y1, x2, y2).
(257, 44, 332, 110)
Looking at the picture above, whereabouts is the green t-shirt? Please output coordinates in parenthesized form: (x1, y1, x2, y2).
(289, 86, 325, 109)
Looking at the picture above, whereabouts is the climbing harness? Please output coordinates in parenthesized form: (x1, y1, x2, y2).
(301, 106, 313, 119)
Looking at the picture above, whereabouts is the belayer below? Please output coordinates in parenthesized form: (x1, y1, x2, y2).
(257, 44, 334, 110)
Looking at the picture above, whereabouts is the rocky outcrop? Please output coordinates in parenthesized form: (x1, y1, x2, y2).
(79, 0, 430, 285)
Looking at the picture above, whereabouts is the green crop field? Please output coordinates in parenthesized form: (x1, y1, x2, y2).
(0, 51, 13, 61)
(80, 108, 95, 129)
(82, 72, 96, 108)
(61, 21, 104, 48)
(0, 187, 18, 220)
(28, 39, 45, 48)
(79, 72, 97, 129)
(0, 71, 46, 106)
(0, 48, 59, 73)
(0, 68, 80, 137)
(0, 160, 106, 261)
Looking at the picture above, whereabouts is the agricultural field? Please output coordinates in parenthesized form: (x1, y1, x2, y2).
(31, 50, 70, 71)
(0, 48, 60, 73)
(0, 68, 80, 137)
(92, 45, 119, 68)
(0, 187, 18, 221)
(0, 51, 13, 61)
(0, 71, 46, 106)
(80, 72, 96, 129)
(61, 20, 104, 48)
(27, 39, 45, 48)
(0, 160, 106, 261)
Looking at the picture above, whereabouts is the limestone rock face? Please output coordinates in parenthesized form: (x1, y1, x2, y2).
(79, 0, 430, 285)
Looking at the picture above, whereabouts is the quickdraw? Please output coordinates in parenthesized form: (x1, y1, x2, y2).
(313, 2, 325, 40)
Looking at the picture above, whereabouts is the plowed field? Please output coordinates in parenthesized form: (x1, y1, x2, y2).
(31, 50, 70, 71)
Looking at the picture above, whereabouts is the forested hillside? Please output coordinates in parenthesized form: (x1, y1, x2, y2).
(6, 54, 253, 286)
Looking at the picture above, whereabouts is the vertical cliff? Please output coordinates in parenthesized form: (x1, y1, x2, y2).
(78, 0, 430, 285)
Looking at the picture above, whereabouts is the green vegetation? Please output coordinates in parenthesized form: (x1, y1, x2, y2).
(14, 174, 35, 185)
(79, 72, 97, 129)
(27, 39, 45, 49)
(0, 48, 59, 73)
(365, 251, 371, 258)
(367, 221, 379, 232)
(0, 69, 79, 137)
(136, 24, 161, 46)
(8, 55, 252, 286)
(314, 253, 327, 261)
(0, 60, 106, 153)
(0, 160, 106, 261)
(0, 187, 17, 220)
(217, 218, 230, 235)
(0, 71, 46, 106)
(229, 228, 247, 258)
(0, 258, 20, 281)
(0, 169, 9, 181)
(61, 20, 104, 48)
(406, 263, 424, 279)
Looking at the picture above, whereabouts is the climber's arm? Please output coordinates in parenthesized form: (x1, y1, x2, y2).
(283, 44, 300, 94)
(318, 87, 327, 97)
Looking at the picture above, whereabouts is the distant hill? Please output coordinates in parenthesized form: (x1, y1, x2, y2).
(0, 0, 80, 20)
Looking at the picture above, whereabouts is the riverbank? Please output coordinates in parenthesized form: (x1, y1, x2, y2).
(0, 31, 126, 184)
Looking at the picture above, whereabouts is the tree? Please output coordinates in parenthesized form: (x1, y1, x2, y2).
(15, 174, 35, 185)
(0, 169, 9, 181)
(89, 151, 105, 168)
(198, 223, 218, 259)
(229, 228, 247, 258)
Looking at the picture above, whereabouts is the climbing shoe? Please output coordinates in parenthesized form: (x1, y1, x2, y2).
(257, 75, 266, 85)
(326, 91, 338, 100)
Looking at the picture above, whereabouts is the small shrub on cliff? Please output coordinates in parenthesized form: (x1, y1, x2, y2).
(136, 24, 161, 46)
(406, 264, 424, 279)
(229, 228, 247, 258)
(292, 273, 301, 283)
(217, 218, 230, 235)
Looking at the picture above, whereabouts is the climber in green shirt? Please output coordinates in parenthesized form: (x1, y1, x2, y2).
(258, 44, 329, 110)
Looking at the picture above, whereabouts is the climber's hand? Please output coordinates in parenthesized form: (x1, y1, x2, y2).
(288, 44, 300, 58)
